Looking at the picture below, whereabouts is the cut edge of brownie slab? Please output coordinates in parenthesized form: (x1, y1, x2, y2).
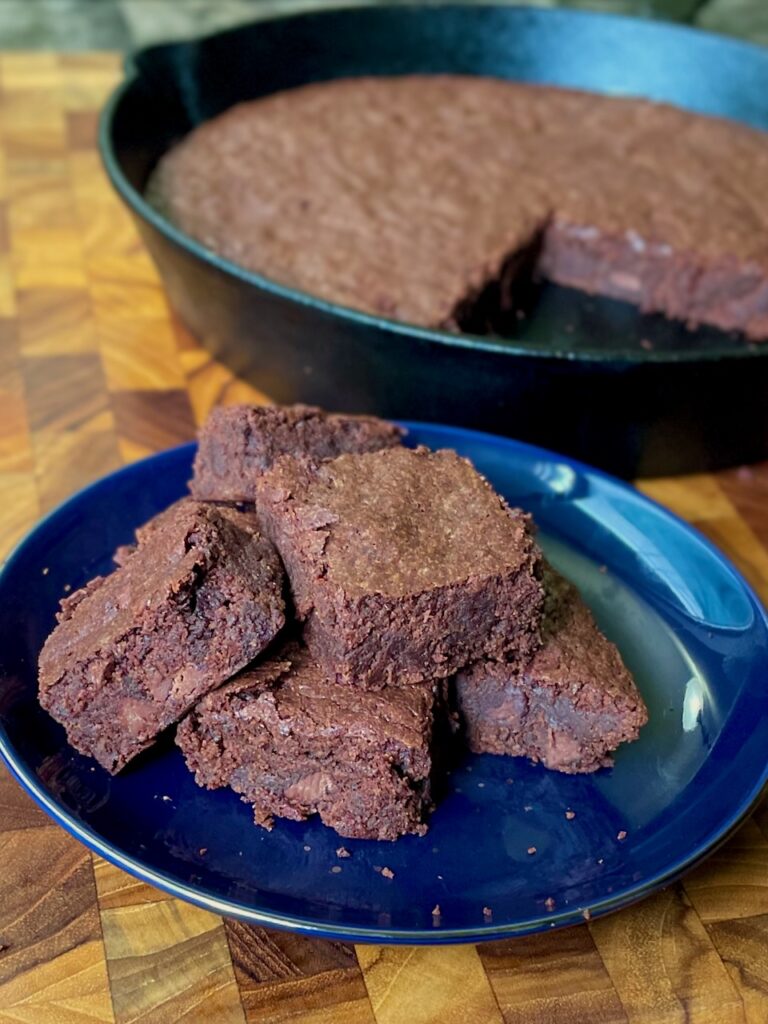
(176, 640, 442, 840)
(455, 567, 648, 774)
(255, 445, 544, 690)
(38, 500, 286, 773)
(190, 403, 405, 503)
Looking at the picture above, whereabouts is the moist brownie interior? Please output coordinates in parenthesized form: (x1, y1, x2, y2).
(176, 640, 445, 840)
(39, 500, 285, 772)
(456, 567, 648, 773)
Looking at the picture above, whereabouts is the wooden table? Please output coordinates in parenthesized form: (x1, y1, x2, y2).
(0, 53, 767, 1024)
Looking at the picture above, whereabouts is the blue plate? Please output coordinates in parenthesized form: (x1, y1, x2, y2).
(1, 423, 767, 944)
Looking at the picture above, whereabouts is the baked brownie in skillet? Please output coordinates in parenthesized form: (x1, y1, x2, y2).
(190, 403, 404, 503)
(455, 568, 647, 773)
(150, 76, 768, 339)
(38, 500, 285, 772)
(255, 445, 543, 689)
(177, 640, 443, 840)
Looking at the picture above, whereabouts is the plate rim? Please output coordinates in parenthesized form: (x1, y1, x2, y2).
(1, 424, 768, 944)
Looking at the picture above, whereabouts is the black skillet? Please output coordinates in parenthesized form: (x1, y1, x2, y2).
(99, 4, 768, 477)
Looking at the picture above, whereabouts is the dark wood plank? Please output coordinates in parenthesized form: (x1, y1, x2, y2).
(225, 922, 375, 1023)
(23, 351, 109, 433)
(110, 388, 196, 456)
(478, 926, 627, 1024)
(0, 825, 114, 1022)
(0, 763, 49, 833)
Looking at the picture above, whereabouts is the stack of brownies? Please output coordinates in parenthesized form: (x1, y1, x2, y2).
(38, 404, 647, 841)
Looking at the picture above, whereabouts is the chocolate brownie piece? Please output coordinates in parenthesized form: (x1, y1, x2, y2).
(176, 641, 441, 840)
(39, 501, 286, 772)
(455, 569, 647, 773)
(255, 446, 543, 689)
(190, 403, 404, 503)
(112, 497, 256, 566)
(149, 76, 768, 340)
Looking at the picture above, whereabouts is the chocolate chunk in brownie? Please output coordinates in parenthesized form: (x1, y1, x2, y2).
(455, 569, 647, 773)
(255, 446, 543, 689)
(176, 641, 443, 840)
(39, 501, 286, 772)
(150, 76, 768, 340)
(190, 403, 404, 503)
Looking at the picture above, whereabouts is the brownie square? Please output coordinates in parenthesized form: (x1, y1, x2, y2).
(176, 641, 441, 840)
(255, 445, 543, 689)
(455, 569, 648, 773)
(39, 501, 286, 772)
(190, 403, 404, 503)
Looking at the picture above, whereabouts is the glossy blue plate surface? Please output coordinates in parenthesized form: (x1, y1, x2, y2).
(1, 424, 767, 944)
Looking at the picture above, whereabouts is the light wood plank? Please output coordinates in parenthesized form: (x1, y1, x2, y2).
(357, 945, 503, 1024)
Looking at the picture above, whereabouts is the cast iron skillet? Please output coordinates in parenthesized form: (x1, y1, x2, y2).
(100, 4, 768, 477)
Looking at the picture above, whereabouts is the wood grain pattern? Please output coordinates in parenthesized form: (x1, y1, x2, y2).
(0, 50, 766, 1024)
(0, 826, 114, 1024)
(100, 899, 243, 1024)
(0, 762, 48, 833)
(357, 945, 503, 1024)
(477, 929, 627, 1024)
(588, 886, 745, 1023)
(225, 923, 375, 1023)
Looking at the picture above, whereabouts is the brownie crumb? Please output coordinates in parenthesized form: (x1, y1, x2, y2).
(199, 848, 207, 856)
(336, 847, 351, 858)
(565, 809, 576, 820)
(483, 906, 493, 920)
(639, 338, 654, 351)
(303, 845, 312, 852)
(381, 866, 395, 880)
(597, 858, 604, 865)
(330, 865, 342, 874)
(477, 782, 485, 788)
(42, 567, 49, 576)
(432, 904, 441, 917)
(63, 583, 72, 593)
(617, 830, 628, 841)
(582, 908, 592, 921)
(506, 778, 514, 785)
(544, 897, 556, 911)
(527, 846, 537, 855)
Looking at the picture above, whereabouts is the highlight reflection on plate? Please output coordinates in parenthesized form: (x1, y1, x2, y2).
(0, 423, 766, 944)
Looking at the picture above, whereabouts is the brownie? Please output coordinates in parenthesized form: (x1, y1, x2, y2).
(149, 76, 768, 340)
(176, 641, 441, 840)
(190, 403, 404, 503)
(112, 496, 255, 566)
(38, 501, 286, 772)
(455, 570, 647, 773)
(255, 445, 543, 689)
